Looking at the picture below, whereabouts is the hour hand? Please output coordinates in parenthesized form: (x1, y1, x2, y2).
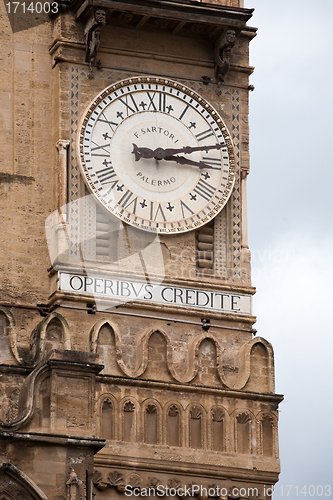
(132, 143, 155, 161)
(164, 155, 212, 170)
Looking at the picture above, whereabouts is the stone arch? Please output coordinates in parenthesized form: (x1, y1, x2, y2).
(0, 306, 20, 364)
(232, 410, 256, 455)
(258, 412, 278, 457)
(90, 319, 126, 376)
(37, 313, 71, 359)
(210, 406, 228, 452)
(192, 337, 221, 386)
(133, 327, 177, 380)
(0, 358, 51, 431)
(140, 330, 173, 382)
(243, 339, 271, 393)
(165, 401, 183, 447)
(235, 337, 275, 392)
(0, 462, 48, 500)
(186, 403, 206, 449)
(141, 398, 162, 445)
(180, 333, 227, 386)
(120, 396, 139, 443)
(98, 393, 118, 441)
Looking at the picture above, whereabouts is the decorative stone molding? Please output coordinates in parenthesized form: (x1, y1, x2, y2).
(0, 306, 20, 364)
(0, 463, 48, 500)
(66, 468, 82, 500)
(124, 401, 135, 412)
(91, 320, 275, 391)
(168, 405, 179, 417)
(107, 470, 125, 490)
(212, 408, 224, 422)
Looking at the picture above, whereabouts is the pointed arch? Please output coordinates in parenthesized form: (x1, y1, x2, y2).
(257, 411, 278, 458)
(0, 306, 20, 364)
(37, 313, 71, 357)
(97, 393, 118, 440)
(186, 403, 206, 449)
(165, 401, 183, 447)
(0, 462, 48, 500)
(210, 405, 228, 452)
(89, 318, 128, 375)
(140, 330, 173, 382)
(236, 337, 275, 392)
(141, 398, 163, 445)
(177, 332, 227, 386)
(120, 396, 139, 443)
(130, 327, 178, 380)
(231, 409, 256, 455)
(192, 337, 221, 386)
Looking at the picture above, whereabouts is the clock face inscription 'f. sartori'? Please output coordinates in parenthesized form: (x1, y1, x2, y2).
(77, 77, 235, 234)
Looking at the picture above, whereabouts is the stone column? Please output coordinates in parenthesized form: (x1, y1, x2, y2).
(56, 140, 70, 221)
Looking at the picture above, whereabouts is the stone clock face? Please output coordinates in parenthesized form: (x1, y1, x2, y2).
(78, 77, 235, 234)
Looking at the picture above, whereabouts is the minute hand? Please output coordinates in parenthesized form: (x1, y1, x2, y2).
(163, 143, 225, 156)
(164, 155, 212, 170)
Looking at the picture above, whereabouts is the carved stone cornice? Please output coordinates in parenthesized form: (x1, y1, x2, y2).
(71, 0, 254, 29)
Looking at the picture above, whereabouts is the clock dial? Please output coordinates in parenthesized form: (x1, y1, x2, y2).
(78, 77, 235, 233)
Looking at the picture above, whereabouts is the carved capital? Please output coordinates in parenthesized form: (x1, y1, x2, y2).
(56, 139, 70, 151)
(214, 29, 236, 83)
(241, 168, 249, 180)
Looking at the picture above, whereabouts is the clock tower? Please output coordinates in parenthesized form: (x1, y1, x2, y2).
(0, 1, 283, 499)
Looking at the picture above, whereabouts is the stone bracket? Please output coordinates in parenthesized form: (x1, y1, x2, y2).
(214, 29, 237, 83)
(84, 9, 106, 78)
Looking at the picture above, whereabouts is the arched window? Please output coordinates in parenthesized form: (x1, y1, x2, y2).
(167, 405, 180, 447)
(145, 404, 157, 444)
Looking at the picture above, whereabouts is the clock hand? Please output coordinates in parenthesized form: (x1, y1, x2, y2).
(163, 143, 226, 157)
(132, 143, 225, 161)
(132, 143, 156, 161)
(164, 155, 212, 170)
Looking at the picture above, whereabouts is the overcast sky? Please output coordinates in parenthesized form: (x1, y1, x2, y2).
(246, 0, 333, 497)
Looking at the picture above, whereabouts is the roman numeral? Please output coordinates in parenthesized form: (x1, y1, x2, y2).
(118, 190, 138, 214)
(106, 179, 120, 194)
(179, 104, 189, 121)
(98, 112, 118, 132)
(195, 128, 214, 142)
(202, 156, 222, 170)
(180, 200, 194, 219)
(96, 165, 117, 185)
(150, 202, 166, 222)
(146, 92, 157, 111)
(91, 141, 110, 157)
(119, 94, 139, 115)
(159, 93, 166, 112)
(193, 178, 216, 201)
